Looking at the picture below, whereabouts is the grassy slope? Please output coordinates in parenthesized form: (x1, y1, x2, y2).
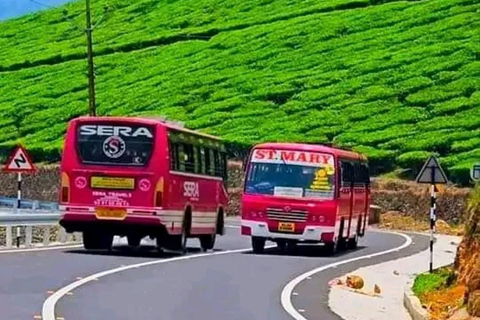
(0, 0, 479, 182)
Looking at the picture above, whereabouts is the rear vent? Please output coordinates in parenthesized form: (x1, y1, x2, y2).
(266, 208, 308, 222)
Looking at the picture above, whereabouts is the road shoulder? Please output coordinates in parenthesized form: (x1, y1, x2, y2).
(328, 233, 461, 320)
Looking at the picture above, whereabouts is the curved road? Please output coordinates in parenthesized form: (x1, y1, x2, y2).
(0, 221, 429, 320)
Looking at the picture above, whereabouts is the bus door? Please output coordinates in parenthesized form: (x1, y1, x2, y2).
(339, 161, 354, 240)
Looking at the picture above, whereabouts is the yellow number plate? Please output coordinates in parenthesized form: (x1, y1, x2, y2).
(278, 222, 295, 232)
(95, 208, 127, 220)
(91, 176, 135, 190)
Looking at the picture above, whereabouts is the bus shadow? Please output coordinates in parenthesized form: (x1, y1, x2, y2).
(64, 245, 222, 258)
(243, 244, 368, 258)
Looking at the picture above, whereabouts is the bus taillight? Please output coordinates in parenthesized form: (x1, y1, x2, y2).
(155, 177, 164, 207)
(61, 172, 70, 203)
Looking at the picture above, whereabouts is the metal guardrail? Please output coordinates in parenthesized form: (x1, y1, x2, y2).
(0, 196, 80, 249)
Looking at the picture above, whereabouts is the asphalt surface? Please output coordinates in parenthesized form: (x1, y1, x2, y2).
(0, 220, 429, 320)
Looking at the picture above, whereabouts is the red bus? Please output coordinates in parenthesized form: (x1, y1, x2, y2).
(58, 116, 228, 253)
(240, 143, 370, 255)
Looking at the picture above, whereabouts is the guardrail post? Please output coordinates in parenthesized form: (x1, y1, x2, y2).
(59, 227, 67, 243)
(43, 226, 51, 246)
(25, 226, 33, 248)
(5, 226, 13, 248)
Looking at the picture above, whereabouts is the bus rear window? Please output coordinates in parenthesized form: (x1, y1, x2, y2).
(76, 124, 155, 166)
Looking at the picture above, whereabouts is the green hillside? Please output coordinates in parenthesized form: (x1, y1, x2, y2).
(0, 0, 479, 183)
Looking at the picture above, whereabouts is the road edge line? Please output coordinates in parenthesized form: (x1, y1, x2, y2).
(280, 231, 413, 320)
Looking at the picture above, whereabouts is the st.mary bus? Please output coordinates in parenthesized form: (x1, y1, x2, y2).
(58, 116, 228, 253)
(240, 143, 370, 255)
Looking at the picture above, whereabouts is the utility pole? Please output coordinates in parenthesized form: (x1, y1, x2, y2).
(85, 0, 96, 116)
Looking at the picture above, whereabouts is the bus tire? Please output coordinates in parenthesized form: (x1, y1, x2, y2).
(169, 209, 191, 253)
(324, 241, 337, 256)
(337, 219, 347, 250)
(83, 231, 113, 250)
(276, 239, 287, 252)
(347, 235, 358, 250)
(216, 208, 225, 236)
(252, 237, 266, 254)
(199, 234, 216, 252)
(127, 234, 142, 247)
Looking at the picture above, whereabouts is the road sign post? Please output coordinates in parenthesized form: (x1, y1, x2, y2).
(415, 155, 448, 273)
(471, 163, 480, 183)
(2, 145, 37, 247)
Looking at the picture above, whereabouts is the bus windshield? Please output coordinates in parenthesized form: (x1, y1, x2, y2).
(245, 150, 336, 200)
(76, 123, 155, 166)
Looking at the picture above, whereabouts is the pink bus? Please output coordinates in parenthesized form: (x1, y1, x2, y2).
(241, 143, 370, 255)
(59, 116, 228, 253)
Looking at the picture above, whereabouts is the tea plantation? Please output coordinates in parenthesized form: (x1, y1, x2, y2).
(0, 0, 479, 183)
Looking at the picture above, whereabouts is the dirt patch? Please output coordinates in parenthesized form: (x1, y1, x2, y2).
(378, 211, 464, 236)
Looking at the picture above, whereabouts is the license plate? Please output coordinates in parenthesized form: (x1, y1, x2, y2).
(91, 176, 135, 190)
(278, 222, 295, 232)
(95, 208, 127, 220)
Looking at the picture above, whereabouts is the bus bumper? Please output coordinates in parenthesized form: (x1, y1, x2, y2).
(241, 219, 335, 242)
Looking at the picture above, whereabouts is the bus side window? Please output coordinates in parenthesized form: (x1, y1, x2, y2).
(354, 162, 363, 187)
(341, 161, 353, 187)
(183, 143, 195, 173)
(209, 149, 216, 176)
(169, 142, 179, 171)
(361, 164, 370, 185)
(199, 147, 207, 175)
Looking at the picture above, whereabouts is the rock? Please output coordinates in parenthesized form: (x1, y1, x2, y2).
(374, 284, 381, 294)
(346, 275, 364, 289)
(448, 307, 471, 320)
(467, 290, 480, 317)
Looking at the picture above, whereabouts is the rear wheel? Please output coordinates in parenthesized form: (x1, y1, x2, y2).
(252, 237, 266, 254)
(167, 212, 190, 254)
(127, 234, 142, 247)
(199, 233, 216, 252)
(83, 231, 113, 250)
(276, 239, 286, 250)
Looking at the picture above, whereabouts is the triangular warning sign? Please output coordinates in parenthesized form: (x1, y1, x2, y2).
(415, 155, 448, 184)
(2, 146, 36, 173)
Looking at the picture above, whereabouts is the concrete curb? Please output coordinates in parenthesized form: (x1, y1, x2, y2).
(403, 276, 429, 320)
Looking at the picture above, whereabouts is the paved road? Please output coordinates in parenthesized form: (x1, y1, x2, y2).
(0, 222, 429, 320)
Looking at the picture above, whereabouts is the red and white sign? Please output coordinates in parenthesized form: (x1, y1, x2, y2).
(251, 149, 334, 167)
(75, 177, 87, 189)
(2, 145, 36, 173)
(139, 179, 151, 192)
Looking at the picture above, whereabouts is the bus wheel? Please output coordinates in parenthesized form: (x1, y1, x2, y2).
(252, 237, 266, 254)
(324, 241, 337, 256)
(347, 235, 358, 250)
(127, 235, 142, 247)
(83, 231, 113, 250)
(276, 240, 287, 252)
(200, 234, 216, 252)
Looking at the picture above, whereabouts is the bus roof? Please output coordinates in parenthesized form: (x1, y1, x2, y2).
(252, 142, 367, 161)
(70, 116, 222, 141)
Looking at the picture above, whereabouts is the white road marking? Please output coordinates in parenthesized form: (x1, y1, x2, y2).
(281, 232, 413, 320)
(0, 244, 83, 254)
(42, 244, 275, 320)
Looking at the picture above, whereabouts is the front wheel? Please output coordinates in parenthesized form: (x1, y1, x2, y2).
(199, 233, 216, 252)
(324, 241, 337, 256)
(347, 235, 358, 249)
(252, 237, 266, 254)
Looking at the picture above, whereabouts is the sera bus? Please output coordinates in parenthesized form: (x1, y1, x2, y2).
(241, 143, 370, 255)
(58, 116, 228, 253)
